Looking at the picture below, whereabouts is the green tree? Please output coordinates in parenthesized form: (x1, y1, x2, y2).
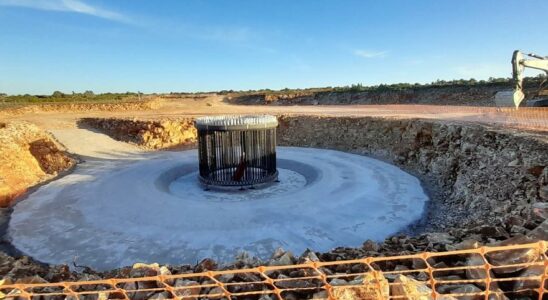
(52, 91, 65, 97)
(83, 90, 95, 97)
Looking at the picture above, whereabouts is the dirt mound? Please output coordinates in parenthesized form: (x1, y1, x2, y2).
(0, 122, 76, 207)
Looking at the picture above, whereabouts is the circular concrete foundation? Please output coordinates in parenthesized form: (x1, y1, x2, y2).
(8, 147, 428, 270)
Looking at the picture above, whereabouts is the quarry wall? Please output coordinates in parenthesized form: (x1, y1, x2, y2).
(226, 84, 542, 106)
(276, 116, 548, 235)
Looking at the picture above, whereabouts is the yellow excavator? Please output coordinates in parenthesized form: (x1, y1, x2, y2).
(494, 50, 548, 107)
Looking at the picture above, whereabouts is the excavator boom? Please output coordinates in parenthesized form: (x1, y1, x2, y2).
(494, 50, 548, 108)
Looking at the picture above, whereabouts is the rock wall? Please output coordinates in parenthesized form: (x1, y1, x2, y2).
(0, 122, 76, 207)
(276, 115, 548, 236)
(80, 118, 197, 150)
(227, 84, 541, 106)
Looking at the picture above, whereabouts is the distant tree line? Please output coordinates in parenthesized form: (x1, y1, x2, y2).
(1, 74, 546, 100)
(218, 74, 546, 96)
(1, 91, 141, 103)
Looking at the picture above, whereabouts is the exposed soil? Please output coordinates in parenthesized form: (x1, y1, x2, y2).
(79, 118, 197, 150)
(0, 122, 76, 207)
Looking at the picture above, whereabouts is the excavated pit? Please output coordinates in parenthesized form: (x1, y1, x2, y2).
(1, 115, 547, 280)
(7, 146, 428, 270)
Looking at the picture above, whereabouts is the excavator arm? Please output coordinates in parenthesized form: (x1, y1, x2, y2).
(519, 53, 548, 99)
(495, 50, 548, 107)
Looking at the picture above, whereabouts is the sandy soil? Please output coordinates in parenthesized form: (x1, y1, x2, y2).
(49, 128, 144, 159)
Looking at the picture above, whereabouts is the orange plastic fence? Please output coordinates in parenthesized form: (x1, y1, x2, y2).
(1, 241, 546, 299)
(483, 107, 548, 131)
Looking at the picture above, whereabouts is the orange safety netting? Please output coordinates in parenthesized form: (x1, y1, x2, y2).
(1, 241, 546, 299)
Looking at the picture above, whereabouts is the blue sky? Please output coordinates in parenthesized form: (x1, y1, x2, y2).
(0, 0, 547, 95)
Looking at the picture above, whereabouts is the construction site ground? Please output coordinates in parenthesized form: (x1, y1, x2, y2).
(1, 95, 548, 299)
(1, 95, 547, 132)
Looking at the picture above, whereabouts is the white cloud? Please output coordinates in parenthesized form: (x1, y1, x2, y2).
(354, 49, 387, 58)
(0, 0, 130, 23)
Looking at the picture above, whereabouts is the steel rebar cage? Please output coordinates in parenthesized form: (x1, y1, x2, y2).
(195, 115, 278, 187)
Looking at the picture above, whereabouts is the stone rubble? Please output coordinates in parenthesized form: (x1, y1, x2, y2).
(1, 242, 545, 299)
